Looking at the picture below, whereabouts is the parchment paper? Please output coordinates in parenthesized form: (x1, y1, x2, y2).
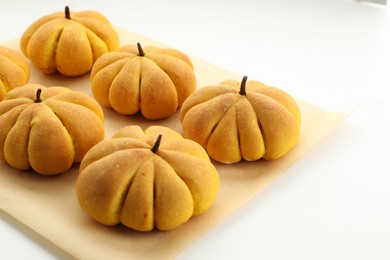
(0, 27, 346, 259)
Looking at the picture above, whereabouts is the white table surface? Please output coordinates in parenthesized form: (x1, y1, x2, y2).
(1, 0, 389, 259)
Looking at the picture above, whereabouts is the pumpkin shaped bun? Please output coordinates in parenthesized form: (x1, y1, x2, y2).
(20, 6, 119, 77)
(76, 125, 219, 231)
(0, 46, 30, 101)
(90, 43, 196, 120)
(180, 76, 301, 164)
(0, 84, 105, 175)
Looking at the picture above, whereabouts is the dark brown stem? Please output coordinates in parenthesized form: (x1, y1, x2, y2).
(239, 76, 248, 96)
(151, 135, 162, 154)
(137, 42, 145, 56)
(65, 6, 70, 19)
(34, 89, 42, 103)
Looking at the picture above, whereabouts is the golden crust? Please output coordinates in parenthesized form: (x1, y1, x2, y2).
(0, 84, 105, 175)
(20, 8, 119, 77)
(0, 46, 30, 101)
(91, 44, 196, 120)
(180, 78, 301, 163)
(77, 125, 219, 231)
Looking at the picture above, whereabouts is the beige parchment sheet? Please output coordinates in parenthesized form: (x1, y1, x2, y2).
(0, 27, 346, 259)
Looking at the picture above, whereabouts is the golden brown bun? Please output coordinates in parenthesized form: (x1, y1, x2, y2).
(0, 84, 104, 175)
(90, 43, 196, 120)
(0, 46, 30, 101)
(20, 6, 119, 77)
(77, 125, 219, 231)
(180, 76, 301, 163)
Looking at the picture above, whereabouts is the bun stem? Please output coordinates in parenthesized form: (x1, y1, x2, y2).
(151, 135, 162, 154)
(239, 76, 248, 96)
(34, 89, 42, 103)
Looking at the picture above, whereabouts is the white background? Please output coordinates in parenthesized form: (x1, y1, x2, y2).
(1, 0, 389, 259)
